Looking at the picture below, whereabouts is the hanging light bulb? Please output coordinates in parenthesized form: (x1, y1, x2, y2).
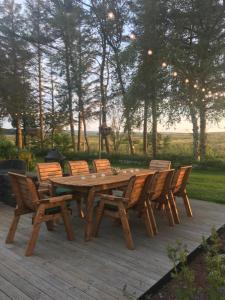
(130, 33, 136, 40)
(147, 49, 153, 56)
(107, 11, 115, 20)
(173, 71, 178, 77)
(162, 62, 167, 68)
(185, 78, 189, 84)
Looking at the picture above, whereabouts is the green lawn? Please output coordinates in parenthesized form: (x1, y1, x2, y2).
(112, 162, 225, 204)
(187, 170, 225, 204)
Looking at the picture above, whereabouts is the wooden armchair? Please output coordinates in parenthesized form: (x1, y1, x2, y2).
(93, 159, 112, 173)
(149, 160, 171, 171)
(6, 172, 74, 256)
(170, 166, 193, 218)
(146, 170, 178, 234)
(68, 160, 90, 176)
(36, 162, 84, 218)
(94, 173, 155, 250)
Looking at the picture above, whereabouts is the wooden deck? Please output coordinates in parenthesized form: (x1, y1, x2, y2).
(0, 199, 225, 300)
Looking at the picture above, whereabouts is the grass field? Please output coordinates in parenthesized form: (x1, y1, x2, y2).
(112, 162, 225, 204)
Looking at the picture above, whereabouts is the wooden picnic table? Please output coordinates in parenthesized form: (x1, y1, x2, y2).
(50, 168, 153, 241)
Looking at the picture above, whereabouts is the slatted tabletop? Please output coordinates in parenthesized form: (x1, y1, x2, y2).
(50, 168, 154, 241)
(50, 168, 153, 188)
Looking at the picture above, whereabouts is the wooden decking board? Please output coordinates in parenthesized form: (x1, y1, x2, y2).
(0, 199, 225, 299)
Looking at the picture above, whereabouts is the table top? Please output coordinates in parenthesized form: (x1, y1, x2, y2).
(50, 168, 153, 188)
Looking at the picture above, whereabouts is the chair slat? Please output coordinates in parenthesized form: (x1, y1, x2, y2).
(68, 161, 90, 176)
(149, 160, 171, 171)
(93, 159, 111, 173)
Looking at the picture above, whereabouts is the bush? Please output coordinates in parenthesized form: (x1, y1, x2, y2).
(0, 138, 18, 159)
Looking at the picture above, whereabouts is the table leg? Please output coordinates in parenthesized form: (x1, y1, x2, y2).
(85, 187, 96, 241)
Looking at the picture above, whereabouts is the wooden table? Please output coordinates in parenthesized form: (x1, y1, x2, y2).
(50, 168, 153, 241)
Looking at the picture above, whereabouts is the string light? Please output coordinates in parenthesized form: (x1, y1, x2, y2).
(162, 62, 167, 68)
(107, 11, 115, 20)
(185, 78, 189, 84)
(194, 84, 198, 89)
(147, 49, 153, 56)
(130, 33, 136, 40)
(173, 71, 178, 77)
(202, 88, 205, 92)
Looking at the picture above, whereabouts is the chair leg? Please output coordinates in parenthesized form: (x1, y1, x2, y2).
(76, 199, 85, 219)
(5, 215, 20, 244)
(45, 220, 54, 231)
(182, 190, 193, 217)
(93, 200, 105, 237)
(25, 210, 43, 256)
(61, 204, 75, 241)
(142, 202, 154, 237)
(146, 200, 158, 235)
(168, 192, 180, 224)
(118, 203, 134, 250)
(164, 196, 175, 227)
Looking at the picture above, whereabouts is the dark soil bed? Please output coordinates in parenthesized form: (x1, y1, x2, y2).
(141, 225, 225, 300)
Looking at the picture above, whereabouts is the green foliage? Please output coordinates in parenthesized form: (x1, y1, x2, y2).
(0, 138, 18, 159)
(167, 229, 225, 300)
(52, 133, 72, 153)
(167, 241, 198, 300)
(203, 229, 225, 300)
(18, 149, 36, 171)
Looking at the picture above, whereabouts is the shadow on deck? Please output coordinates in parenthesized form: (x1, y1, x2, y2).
(0, 199, 224, 300)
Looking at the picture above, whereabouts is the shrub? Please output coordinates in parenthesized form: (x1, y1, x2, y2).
(0, 138, 18, 159)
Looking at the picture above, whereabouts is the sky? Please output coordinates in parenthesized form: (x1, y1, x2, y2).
(5, 0, 225, 133)
(3, 117, 225, 133)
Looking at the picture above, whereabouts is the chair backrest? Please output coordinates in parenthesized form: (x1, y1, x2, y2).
(68, 160, 90, 176)
(148, 169, 175, 201)
(8, 172, 39, 211)
(36, 162, 62, 183)
(124, 173, 151, 207)
(149, 160, 171, 171)
(93, 159, 111, 173)
(172, 166, 192, 194)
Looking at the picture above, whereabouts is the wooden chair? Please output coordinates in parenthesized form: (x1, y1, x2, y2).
(6, 172, 75, 256)
(94, 173, 155, 250)
(146, 170, 178, 234)
(149, 160, 171, 171)
(68, 160, 90, 176)
(36, 162, 84, 218)
(170, 166, 193, 218)
(36, 162, 63, 196)
(93, 159, 112, 173)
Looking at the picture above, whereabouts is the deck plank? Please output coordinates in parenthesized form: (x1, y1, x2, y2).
(0, 199, 225, 299)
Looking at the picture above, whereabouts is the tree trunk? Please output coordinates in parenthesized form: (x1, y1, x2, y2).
(199, 104, 207, 161)
(151, 98, 157, 158)
(81, 109, 90, 152)
(77, 112, 82, 152)
(17, 119, 23, 150)
(65, 42, 76, 151)
(99, 37, 110, 153)
(114, 50, 134, 154)
(143, 99, 148, 154)
(37, 0, 44, 149)
(190, 106, 199, 160)
(50, 64, 55, 149)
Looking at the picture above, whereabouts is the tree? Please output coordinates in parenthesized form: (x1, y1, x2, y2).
(168, 0, 225, 160)
(0, 0, 33, 149)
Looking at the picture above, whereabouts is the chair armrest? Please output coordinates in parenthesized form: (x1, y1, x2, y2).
(39, 194, 73, 204)
(97, 193, 129, 203)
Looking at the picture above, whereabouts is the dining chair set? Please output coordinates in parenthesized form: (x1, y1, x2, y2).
(5, 159, 192, 255)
